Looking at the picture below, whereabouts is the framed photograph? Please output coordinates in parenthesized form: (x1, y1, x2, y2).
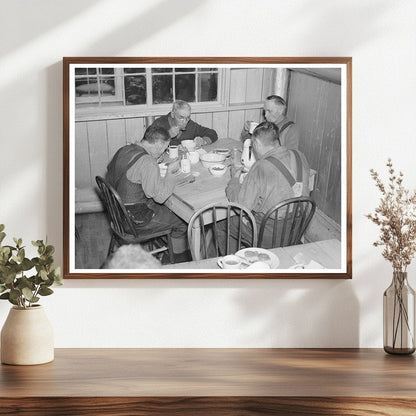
(63, 57, 352, 279)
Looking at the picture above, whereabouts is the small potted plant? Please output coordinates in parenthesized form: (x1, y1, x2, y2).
(0, 224, 62, 365)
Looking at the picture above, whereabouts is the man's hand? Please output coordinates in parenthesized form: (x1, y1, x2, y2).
(193, 136, 206, 148)
(243, 121, 251, 131)
(168, 126, 180, 138)
(166, 159, 180, 174)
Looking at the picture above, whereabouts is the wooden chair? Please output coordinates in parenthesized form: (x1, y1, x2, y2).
(258, 197, 316, 249)
(187, 202, 258, 260)
(95, 176, 174, 264)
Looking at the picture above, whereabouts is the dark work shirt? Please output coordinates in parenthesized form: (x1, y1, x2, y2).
(152, 113, 218, 146)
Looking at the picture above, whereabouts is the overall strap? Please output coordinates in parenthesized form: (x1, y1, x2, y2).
(279, 120, 294, 134)
(126, 149, 146, 170)
(291, 149, 303, 182)
(265, 156, 296, 187)
(265, 150, 303, 187)
(107, 146, 147, 189)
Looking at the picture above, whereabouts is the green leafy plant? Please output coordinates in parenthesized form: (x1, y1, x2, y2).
(0, 224, 62, 309)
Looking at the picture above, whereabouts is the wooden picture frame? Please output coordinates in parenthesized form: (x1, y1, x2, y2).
(63, 57, 352, 279)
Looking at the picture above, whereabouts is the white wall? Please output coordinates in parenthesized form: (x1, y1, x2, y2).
(1, 0, 415, 348)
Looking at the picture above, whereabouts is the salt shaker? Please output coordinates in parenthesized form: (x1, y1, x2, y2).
(180, 154, 191, 174)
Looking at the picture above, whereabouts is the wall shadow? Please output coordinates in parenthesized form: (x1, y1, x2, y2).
(0, 0, 101, 56)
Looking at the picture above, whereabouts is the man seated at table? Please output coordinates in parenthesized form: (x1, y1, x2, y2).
(105, 125, 190, 262)
(241, 95, 299, 150)
(151, 100, 218, 148)
(220, 121, 310, 251)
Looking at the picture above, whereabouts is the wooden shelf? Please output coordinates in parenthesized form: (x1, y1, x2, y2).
(1, 348, 415, 415)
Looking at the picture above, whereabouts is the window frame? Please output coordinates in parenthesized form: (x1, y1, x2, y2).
(74, 65, 224, 121)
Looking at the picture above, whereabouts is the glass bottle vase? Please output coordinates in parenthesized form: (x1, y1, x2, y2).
(383, 271, 416, 355)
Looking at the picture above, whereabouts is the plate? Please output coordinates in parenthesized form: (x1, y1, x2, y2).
(235, 248, 279, 269)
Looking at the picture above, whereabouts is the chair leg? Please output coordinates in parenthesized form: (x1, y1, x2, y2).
(167, 233, 174, 264)
(107, 235, 117, 257)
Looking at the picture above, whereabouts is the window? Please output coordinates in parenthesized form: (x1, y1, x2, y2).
(75, 67, 219, 108)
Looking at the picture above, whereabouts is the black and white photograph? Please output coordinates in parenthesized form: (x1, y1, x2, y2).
(64, 58, 351, 278)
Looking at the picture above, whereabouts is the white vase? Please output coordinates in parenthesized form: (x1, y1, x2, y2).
(1, 305, 54, 365)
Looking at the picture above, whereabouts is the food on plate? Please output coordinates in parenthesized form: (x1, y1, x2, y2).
(244, 250, 259, 262)
(242, 250, 272, 265)
(236, 248, 279, 269)
(258, 253, 271, 262)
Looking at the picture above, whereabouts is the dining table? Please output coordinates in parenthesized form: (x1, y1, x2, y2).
(162, 238, 341, 272)
(164, 138, 242, 260)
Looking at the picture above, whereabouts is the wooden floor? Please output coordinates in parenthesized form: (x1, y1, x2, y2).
(75, 212, 111, 269)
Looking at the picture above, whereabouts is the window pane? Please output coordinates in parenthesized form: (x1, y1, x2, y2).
(175, 74, 195, 102)
(152, 75, 173, 104)
(152, 68, 173, 73)
(124, 68, 145, 74)
(75, 77, 115, 98)
(99, 68, 114, 75)
(75, 78, 93, 97)
(175, 68, 195, 72)
(87, 68, 97, 75)
(198, 73, 217, 101)
(124, 75, 146, 105)
(100, 77, 115, 96)
(197, 68, 218, 72)
(75, 68, 87, 75)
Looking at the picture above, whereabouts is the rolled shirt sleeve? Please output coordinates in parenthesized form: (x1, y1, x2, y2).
(126, 155, 176, 204)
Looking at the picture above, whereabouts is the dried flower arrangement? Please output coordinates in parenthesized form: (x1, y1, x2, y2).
(367, 159, 416, 354)
(366, 159, 416, 272)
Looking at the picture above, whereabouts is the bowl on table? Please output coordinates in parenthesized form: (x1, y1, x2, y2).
(208, 163, 227, 177)
(215, 148, 231, 159)
(181, 140, 196, 152)
(200, 152, 226, 168)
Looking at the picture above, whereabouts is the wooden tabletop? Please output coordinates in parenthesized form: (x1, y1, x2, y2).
(1, 348, 416, 415)
(164, 138, 240, 222)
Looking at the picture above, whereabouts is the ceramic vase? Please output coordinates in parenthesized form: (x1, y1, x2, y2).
(1, 305, 54, 365)
(383, 271, 416, 355)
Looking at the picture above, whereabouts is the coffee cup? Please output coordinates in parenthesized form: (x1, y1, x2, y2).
(249, 121, 259, 134)
(169, 145, 179, 159)
(217, 255, 242, 269)
(188, 151, 200, 164)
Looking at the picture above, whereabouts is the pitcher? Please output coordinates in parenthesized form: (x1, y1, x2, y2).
(241, 139, 256, 170)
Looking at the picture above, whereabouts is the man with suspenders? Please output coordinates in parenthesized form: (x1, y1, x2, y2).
(224, 121, 310, 250)
(241, 95, 299, 150)
(105, 126, 189, 262)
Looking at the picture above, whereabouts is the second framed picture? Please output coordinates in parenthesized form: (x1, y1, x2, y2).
(63, 57, 352, 279)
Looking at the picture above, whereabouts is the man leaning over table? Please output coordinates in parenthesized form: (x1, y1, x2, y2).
(219, 121, 310, 252)
(241, 95, 299, 150)
(105, 125, 190, 263)
(151, 100, 218, 148)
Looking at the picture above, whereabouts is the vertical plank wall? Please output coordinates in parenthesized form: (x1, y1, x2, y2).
(286, 71, 342, 225)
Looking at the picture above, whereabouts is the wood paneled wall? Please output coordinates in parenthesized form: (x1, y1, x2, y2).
(75, 68, 272, 190)
(286, 71, 342, 225)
